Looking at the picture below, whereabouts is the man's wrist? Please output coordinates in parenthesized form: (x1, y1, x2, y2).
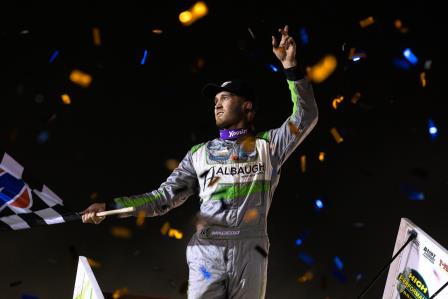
(283, 65, 305, 81)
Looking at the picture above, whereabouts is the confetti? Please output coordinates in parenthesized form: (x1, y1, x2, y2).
(152, 29, 163, 34)
(297, 271, 314, 283)
(20, 30, 30, 35)
(168, 228, 183, 239)
(330, 128, 343, 143)
(267, 64, 279, 72)
(200, 266, 212, 280)
(140, 49, 148, 65)
(112, 287, 128, 299)
(315, 198, 324, 211)
(295, 238, 303, 246)
(400, 183, 425, 201)
(306, 55, 337, 83)
(359, 16, 375, 28)
(333, 256, 344, 270)
(351, 92, 361, 104)
(110, 226, 132, 239)
(87, 257, 101, 268)
(61, 94, 71, 105)
(288, 122, 300, 136)
(356, 273, 364, 282)
(403, 48, 418, 65)
(165, 159, 179, 171)
(136, 210, 146, 226)
(393, 58, 411, 70)
(318, 152, 325, 162)
(161, 222, 171, 235)
(255, 245, 268, 257)
(69, 69, 92, 88)
(248, 27, 255, 39)
(92, 27, 101, 46)
(240, 135, 256, 152)
(298, 252, 315, 266)
(36, 131, 50, 144)
(179, 1, 208, 26)
(300, 155, 306, 173)
(299, 27, 309, 45)
(49, 50, 59, 63)
(428, 118, 438, 140)
(243, 208, 258, 223)
(424, 60, 432, 70)
(332, 95, 344, 109)
(394, 19, 408, 33)
(348, 48, 367, 61)
(420, 72, 426, 87)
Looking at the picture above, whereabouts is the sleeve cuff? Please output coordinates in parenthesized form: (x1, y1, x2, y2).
(106, 198, 119, 210)
(284, 65, 305, 81)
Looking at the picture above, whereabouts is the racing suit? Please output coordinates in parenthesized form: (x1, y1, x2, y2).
(108, 67, 318, 298)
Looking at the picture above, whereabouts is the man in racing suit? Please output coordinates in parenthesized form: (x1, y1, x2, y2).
(82, 25, 318, 299)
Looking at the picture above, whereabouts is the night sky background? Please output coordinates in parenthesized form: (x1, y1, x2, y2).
(1, 1, 447, 298)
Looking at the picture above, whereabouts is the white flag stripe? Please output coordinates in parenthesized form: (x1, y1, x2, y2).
(1, 153, 24, 179)
(1, 215, 30, 230)
(35, 208, 65, 225)
(33, 189, 57, 207)
(41, 185, 64, 206)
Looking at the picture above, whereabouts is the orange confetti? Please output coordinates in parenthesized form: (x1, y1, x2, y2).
(87, 257, 101, 268)
(112, 287, 129, 299)
(420, 72, 426, 87)
(152, 29, 163, 34)
(332, 95, 344, 109)
(165, 159, 179, 171)
(168, 228, 183, 239)
(330, 128, 343, 143)
(318, 152, 325, 162)
(306, 55, 337, 83)
(208, 177, 220, 187)
(61, 94, 71, 105)
(240, 135, 256, 152)
(288, 122, 301, 136)
(351, 92, 361, 104)
(394, 19, 408, 33)
(300, 155, 306, 173)
(359, 16, 375, 28)
(136, 210, 146, 227)
(243, 209, 259, 223)
(92, 27, 101, 46)
(297, 271, 314, 283)
(179, 1, 208, 26)
(160, 221, 170, 235)
(110, 226, 132, 239)
(69, 69, 92, 88)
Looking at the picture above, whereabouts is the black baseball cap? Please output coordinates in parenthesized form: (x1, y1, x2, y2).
(202, 79, 258, 110)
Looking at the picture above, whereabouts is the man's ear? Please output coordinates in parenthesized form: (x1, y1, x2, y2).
(243, 101, 253, 112)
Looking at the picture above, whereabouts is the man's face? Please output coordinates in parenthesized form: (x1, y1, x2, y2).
(214, 91, 245, 129)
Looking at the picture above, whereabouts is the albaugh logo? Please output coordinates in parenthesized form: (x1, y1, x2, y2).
(423, 246, 436, 264)
(202, 162, 265, 189)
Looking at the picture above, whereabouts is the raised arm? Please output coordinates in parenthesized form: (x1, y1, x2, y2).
(264, 25, 319, 165)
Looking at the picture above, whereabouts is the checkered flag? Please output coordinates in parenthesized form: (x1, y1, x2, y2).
(0, 153, 80, 231)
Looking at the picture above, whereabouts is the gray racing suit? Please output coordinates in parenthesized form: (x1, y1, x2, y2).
(108, 68, 318, 298)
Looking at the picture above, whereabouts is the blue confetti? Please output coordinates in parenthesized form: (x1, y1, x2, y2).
(352, 56, 361, 62)
(315, 198, 324, 210)
(428, 118, 438, 140)
(298, 252, 315, 266)
(267, 64, 279, 72)
(408, 192, 425, 201)
(49, 50, 59, 63)
(200, 265, 211, 280)
(403, 48, 418, 65)
(295, 238, 303, 246)
(400, 183, 425, 201)
(37, 131, 50, 144)
(140, 49, 148, 65)
(299, 27, 309, 45)
(333, 256, 344, 270)
(392, 58, 411, 70)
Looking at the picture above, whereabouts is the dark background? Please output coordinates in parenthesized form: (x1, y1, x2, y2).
(1, 0, 446, 298)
